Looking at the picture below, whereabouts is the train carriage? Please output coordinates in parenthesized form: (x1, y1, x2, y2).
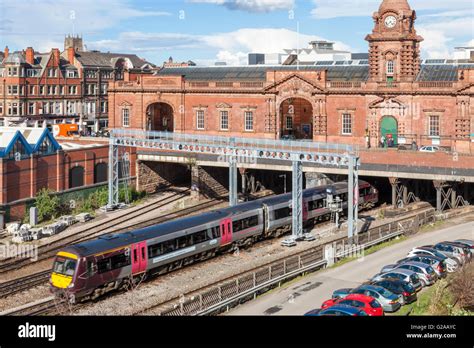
(50, 180, 378, 303)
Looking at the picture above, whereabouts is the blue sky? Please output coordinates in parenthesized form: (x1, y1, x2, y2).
(0, 0, 472, 65)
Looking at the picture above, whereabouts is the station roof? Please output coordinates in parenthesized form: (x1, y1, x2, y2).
(0, 127, 61, 158)
(156, 63, 470, 82)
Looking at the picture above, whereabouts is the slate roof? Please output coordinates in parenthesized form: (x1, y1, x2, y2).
(74, 51, 154, 69)
(156, 63, 473, 83)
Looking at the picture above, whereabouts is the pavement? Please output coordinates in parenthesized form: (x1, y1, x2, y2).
(228, 218, 474, 315)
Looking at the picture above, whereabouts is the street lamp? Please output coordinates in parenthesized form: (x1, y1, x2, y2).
(279, 174, 287, 194)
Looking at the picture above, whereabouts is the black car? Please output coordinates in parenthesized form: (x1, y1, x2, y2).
(371, 278, 417, 305)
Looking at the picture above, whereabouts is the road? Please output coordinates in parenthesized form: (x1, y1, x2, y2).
(228, 218, 474, 315)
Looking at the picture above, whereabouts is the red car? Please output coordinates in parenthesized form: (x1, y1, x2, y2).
(321, 294, 384, 316)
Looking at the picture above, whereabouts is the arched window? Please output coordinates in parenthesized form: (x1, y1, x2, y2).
(386, 60, 394, 75)
(69, 166, 85, 189)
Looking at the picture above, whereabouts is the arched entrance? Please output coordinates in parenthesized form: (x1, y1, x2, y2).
(146, 102, 174, 132)
(279, 98, 313, 140)
(380, 116, 398, 147)
(70, 166, 85, 189)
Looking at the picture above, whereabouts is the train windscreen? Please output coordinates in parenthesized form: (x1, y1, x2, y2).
(53, 256, 77, 276)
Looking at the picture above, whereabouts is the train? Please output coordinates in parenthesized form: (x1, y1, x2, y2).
(50, 181, 378, 303)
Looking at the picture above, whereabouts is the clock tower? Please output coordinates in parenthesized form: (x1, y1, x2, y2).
(365, 0, 423, 83)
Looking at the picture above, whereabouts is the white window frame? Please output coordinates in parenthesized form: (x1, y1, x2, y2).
(428, 115, 440, 137)
(122, 108, 130, 127)
(342, 113, 352, 135)
(244, 111, 254, 132)
(387, 60, 394, 75)
(285, 115, 293, 130)
(220, 110, 229, 130)
(196, 110, 205, 130)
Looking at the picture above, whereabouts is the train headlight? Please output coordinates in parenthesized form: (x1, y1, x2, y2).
(68, 283, 75, 289)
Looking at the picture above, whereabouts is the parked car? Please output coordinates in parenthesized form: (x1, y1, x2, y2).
(371, 278, 417, 305)
(394, 261, 438, 286)
(419, 146, 439, 153)
(321, 294, 384, 316)
(304, 308, 321, 316)
(441, 241, 472, 262)
(396, 255, 447, 278)
(350, 285, 401, 313)
(309, 305, 369, 316)
(372, 269, 423, 292)
(431, 243, 465, 265)
(454, 239, 474, 250)
(407, 247, 460, 272)
(330, 288, 353, 300)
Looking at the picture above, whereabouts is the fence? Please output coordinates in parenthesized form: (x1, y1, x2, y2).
(156, 208, 435, 316)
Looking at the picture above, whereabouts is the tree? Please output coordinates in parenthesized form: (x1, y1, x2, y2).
(35, 188, 60, 222)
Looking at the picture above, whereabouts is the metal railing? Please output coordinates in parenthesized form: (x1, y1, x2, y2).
(156, 207, 435, 316)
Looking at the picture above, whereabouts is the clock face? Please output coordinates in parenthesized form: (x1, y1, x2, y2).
(384, 15, 397, 28)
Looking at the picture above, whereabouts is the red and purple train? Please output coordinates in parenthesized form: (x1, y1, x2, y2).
(50, 181, 378, 303)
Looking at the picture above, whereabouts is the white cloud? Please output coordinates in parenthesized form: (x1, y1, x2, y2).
(89, 28, 351, 65)
(0, 0, 171, 52)
(188, 0, 294, 12)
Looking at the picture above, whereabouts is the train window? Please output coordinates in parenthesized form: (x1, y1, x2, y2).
(87, 261, 96, 277)
(110, 253, 130, 269)
(194, 230, 208, 244)
(97, 258, 112, 274)
(308, 200, 324, 211)
(211, 226, 220, 239)
(133, 249, 138, 263)
(162, 240, 175, 254)
(148, 243, 163, 258)
(233, 216, 259, 232)
(141, 248, 146, 260)
(274, 207, 291, 220)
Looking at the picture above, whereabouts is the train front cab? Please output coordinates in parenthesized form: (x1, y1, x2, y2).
(50, 251, 79, 294)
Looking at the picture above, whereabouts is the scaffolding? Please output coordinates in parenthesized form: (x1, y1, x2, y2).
(108, 129, 360, 242)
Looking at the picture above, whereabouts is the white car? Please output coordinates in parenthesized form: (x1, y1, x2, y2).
(419, 146, 439, 153)
(407, 247, 459, 272)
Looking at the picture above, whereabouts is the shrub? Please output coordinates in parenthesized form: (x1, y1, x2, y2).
(35, 188, 60, 222)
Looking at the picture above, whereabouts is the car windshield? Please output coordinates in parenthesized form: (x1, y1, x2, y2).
(53, 256, 77, 276)
(370, 300, 381, 308)
(410, 274, 419, 283)
(404, 283, 415, 292)
(377, 288, 394, 298)
(426, 266, 435, 274)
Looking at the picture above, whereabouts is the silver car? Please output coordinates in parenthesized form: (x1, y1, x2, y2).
(351, 284, 401, 313)
(407, 247, 459, 272)
(396, 255, 447, 278)
(432, 243, 465, 265)
(372, 268, 423, 292)
(394, 261, 438, 286)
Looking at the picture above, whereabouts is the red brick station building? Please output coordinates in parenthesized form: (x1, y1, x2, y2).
(109, 0, 474, 154)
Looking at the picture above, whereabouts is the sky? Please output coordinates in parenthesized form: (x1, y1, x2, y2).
(0, 0, 473, 66)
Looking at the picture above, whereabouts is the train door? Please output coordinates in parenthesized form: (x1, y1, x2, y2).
(131, 241, 147, 275)
(220, 218, 232, 246)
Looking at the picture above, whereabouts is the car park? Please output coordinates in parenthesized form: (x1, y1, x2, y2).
(372, 269, 423, 292)
(371, 278, 417, 305)
(350, 285, 401, 313)
(321, 294, 384, 316)
(394, 261, 438, 286)
(396, 255, 447, 278)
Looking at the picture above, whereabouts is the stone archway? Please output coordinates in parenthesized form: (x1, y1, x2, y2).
(380, 116, 398, 147)
(146, 102, 174, 132)
(279, 97, 314, 140)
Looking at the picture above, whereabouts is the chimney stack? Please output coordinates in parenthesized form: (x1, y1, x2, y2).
(4, 46, 9, 59)
(67, 46, 75, 64)
(26, 47, 34, 65)
(52, 48, 60, 64)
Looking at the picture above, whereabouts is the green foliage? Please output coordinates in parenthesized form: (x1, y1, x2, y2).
(35, 188, 60, 222)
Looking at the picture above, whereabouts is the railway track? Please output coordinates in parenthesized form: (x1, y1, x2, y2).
(0, 188, 192, 273)
(0, 270, 51, 298)
(0, 196, 228, 300)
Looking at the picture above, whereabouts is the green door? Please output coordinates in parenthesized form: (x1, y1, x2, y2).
(380, 116, 398, 146)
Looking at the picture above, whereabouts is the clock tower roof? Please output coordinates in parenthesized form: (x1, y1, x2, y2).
(379, 0, 411, 14)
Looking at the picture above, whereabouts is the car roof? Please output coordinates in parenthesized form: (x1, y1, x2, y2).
(454, 239, 473, 245)
(399, 261, 431, 268)
(343, 294, 374, 302)
(375, 277, 405, 285)
(321, 304, 361, 314)
(357, 284, 385, 292)
(384, 268, 416, 276)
